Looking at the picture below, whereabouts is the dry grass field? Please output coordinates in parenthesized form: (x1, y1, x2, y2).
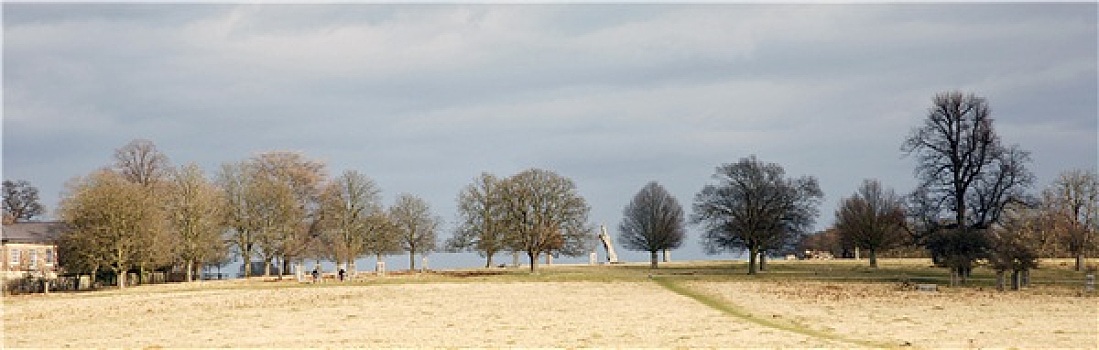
(2, 259, 1096, 348)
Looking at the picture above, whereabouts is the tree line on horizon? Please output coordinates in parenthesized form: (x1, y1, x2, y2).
(2, 90, 1096, 291)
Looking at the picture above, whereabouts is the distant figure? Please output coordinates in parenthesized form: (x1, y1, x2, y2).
(311, 266, 320, 283)
(338, 268, 346, 281)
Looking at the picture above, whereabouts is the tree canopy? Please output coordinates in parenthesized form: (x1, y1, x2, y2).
(833, 179, 907, 268)
(902, 91, 1034, 283)
(692, 155, 822, 275)
(618, 181, 685, 269)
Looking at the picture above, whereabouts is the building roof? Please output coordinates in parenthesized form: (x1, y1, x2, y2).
(2, 221, 67, 245)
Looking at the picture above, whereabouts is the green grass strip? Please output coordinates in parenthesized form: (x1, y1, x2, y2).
(652, 276, 891, 348)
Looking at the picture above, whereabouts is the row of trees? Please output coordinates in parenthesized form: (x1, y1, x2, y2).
(816, 91, 1097, 289)
(52, 140, 447, 287)
(7, 91, 1094, 288)
(446, 170, 592, 272)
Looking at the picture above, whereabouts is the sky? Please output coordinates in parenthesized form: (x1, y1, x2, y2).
(3, 3, 1097, 268)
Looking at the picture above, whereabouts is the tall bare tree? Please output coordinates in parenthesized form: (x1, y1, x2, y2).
(112, 139, 176, 282)
(389, 194, 439, 271)
(251, 173, 301, 277)
(2, 180, 45, 224)
(692, 156, 823, 275)
(113, 139, 171, 187)
(319, 170, 384, 273)
(500, 169, 592, 272)
(447, 173, 509, 268)
(902, 91, 1034, 283)
(217, 162, 260, 277)
(362, 212, 402, 266)
(165, 163, 225, 282)
(618, 181, 685, 269)
(833, 179, 907, 268)
(250, 152, 326, 275)
(59, 170, 164, 288)
(1043, 169, 1098, 271)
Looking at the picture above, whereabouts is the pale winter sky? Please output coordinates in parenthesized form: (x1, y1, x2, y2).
(3, 3, 1096, 267)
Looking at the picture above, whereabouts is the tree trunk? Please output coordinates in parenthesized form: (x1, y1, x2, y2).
(186, 260, 194, 282)
(117, 270, 126, 290)
(512, 251, 520, 268)
(242, 251, 252, 277)
(747, 246, 759, 275)
(650, 251, 659, 269)
(1022, 269, 1030, 287)
(758, 251, 767, 271)
(409, 250, 416, 271)
(263, 260, 271, 277)
(995, 270, 1005, 291)
(485, 251, 494, 268)
(1076, 254, 1085, 272)
(528, 251, 538, 272)
(1011, 270, 1021, 291)
(949, 268, 958, 287)
(662, 249, 670, 263)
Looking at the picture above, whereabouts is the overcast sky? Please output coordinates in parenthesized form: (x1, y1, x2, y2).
(3, 3, 1096, 265)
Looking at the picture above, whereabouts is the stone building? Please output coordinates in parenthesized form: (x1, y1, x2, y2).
(2, 221, 65, 280)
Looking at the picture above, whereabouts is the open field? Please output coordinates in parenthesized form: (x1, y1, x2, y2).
(3, 259, 1096, 348)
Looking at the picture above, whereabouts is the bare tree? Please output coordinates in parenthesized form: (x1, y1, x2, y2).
(319, 170, 383, 273)
(987, 203, 1041, 291)
(113, 139, 171, 187)
(251, 173, 301, 277)
(2, 180, 45, 223)
(447, 173, 509, 268)
(1043, 169, 1098, 271)
(389, 194, 439, 271)
(902, 91, 1034, 283)
(692, 156, 823, 275)
(250, 152, 326, 276)
(59, 170, 164, 289)
(834, 179, 907, 268)
(363, 211, 402, 267)
(500, 168, 592, 272)
(217, 162, 260, 277)
(618, 181, 685, 269)
(165, 163, 225, 282)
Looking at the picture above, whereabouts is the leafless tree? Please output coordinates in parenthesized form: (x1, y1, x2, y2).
(250, 152, 326, 276)
(362, 212, 402, 266)
(2, 180, 45, 223)
(319, 170, 384, 273)
(618, 181, 685, 269)
(389, 194, 439, 271)
(217, 161, 259, 277)
(447, 173, 509, 268)
(692, 155, 823, 275)
(250, 172, 301, 277)
(59, 170, 164, 288)
(902, 91, 1034, 283)
(1043, 169, 1098, 271)
(987, 202, 1042, 291)
(113, 139, 171, 187)
(834, 179, 907, 268)
(165, 163, 225, 282)
(500, 168, 592, 272)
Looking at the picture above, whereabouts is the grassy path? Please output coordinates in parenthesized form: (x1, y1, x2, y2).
(652, 276, 891, 348)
